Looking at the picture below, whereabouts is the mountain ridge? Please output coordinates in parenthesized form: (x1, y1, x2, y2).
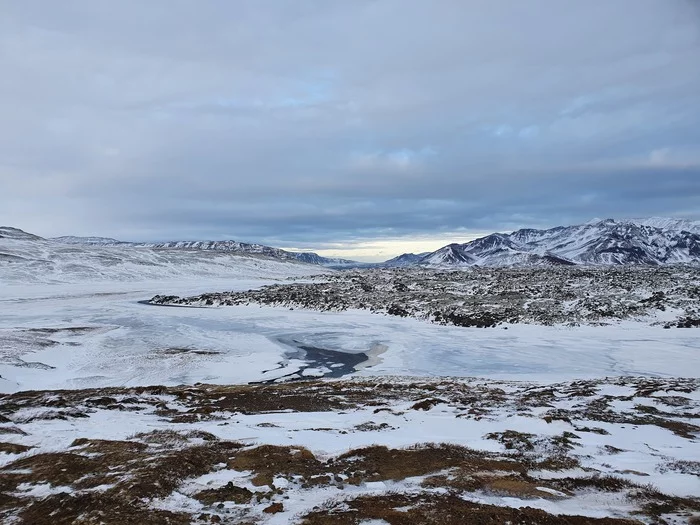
(4, 216, 700, 269)
(385, 218, 700, 268)
(48, 233, 356, 267)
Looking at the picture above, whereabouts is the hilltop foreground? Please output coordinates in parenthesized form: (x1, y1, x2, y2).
(2, 377, 699, 524)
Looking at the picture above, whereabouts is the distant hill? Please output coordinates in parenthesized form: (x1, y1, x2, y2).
(0, 227, 329, 284)
(0, 226, 43, 241)
(49, 235, 357, 267)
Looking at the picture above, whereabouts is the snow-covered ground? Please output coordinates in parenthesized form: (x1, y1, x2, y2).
(1, 377, 698, 523)
(2, 277, 700, 394)
(0, 236, 334, 392)
(2, 240, 699, 523)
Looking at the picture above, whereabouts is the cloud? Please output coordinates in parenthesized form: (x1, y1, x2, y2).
(1, 0, 699, 257)
(352, 147, 436, 171)
(649, 148, 670, 165)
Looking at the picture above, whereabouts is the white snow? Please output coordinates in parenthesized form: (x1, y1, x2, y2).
(2, 281, 699, 393)
(0, 236, 327, 285)
(417, 217, 700, 267)
(14, 482, 73, 498)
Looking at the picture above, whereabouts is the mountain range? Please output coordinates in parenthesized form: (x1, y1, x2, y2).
(385, 218, 700, 267)
(3, 216, 700, 269)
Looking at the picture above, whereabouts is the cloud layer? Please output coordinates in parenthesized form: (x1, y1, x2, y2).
(2, 1, 699, 259)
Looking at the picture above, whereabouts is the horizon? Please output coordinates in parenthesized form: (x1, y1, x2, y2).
(8, 214, 699, 263)
(2, 1, 699, 258)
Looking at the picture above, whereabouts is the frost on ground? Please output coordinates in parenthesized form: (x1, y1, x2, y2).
(1, 377, 698, 524)
(150, 266, 700, 328)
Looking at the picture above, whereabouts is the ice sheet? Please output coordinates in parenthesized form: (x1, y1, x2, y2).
(2, 278, 699, 393)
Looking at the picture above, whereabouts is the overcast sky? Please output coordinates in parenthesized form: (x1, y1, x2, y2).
(2, 1, 699, 261)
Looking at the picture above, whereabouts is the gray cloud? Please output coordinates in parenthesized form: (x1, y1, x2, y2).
(1, 0, 699, 252)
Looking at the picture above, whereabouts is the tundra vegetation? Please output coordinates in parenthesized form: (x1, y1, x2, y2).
(1, 377, 698, 524)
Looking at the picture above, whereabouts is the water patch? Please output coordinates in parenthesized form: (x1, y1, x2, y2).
(254, 336, 386, 384)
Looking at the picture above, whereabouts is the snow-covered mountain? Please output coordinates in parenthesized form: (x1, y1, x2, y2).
(381, 252, 431, 267)
(1, 228, 328, 284)
(388, 218, 700, 267)
(617, 217, 700, 234)
(50, 235, 356, 267)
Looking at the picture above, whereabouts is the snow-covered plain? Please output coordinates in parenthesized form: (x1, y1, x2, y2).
(2, 276, 700, 394)
(0, 236, 336, 392)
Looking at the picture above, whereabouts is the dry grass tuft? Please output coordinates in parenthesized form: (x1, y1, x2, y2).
(0, 442, 32, 454)
(299, 493, 641, 524)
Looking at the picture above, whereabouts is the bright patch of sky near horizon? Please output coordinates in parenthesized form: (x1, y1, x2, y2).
(285, 232, 491, 262)
(1, 0, 699, 258)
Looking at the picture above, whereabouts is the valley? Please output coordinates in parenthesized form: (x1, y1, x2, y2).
(1, 221, 699, 524)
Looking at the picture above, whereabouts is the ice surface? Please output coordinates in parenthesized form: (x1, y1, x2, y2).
(2, 275, 700, 393)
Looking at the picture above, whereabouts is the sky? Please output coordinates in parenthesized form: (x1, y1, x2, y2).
(1, 1, 699, 262)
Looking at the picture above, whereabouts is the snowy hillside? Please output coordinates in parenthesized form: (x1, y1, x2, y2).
(51, 235, 122, 245)
(51, 235, 357, 267)
(0, 226, 43, 241)
(381, 252, 431, 267)
(623, 217, 700, 234)
(1, 229, 327, 285)
(390, 218, 700, 267)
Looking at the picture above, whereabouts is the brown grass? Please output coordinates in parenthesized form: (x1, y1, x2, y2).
(334, 443, 525, 483)
(0, 434, 245, 524)
(20, 492, 191, 525)
(0, 442, 32, 454)
(299, 493, 642, 525)
(228, 445, 322, 487)
(2, 436, 698, 523)
(193, 481, 254, 505)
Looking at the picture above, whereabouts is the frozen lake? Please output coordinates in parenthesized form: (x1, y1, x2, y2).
(2, 277, 699, 393)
